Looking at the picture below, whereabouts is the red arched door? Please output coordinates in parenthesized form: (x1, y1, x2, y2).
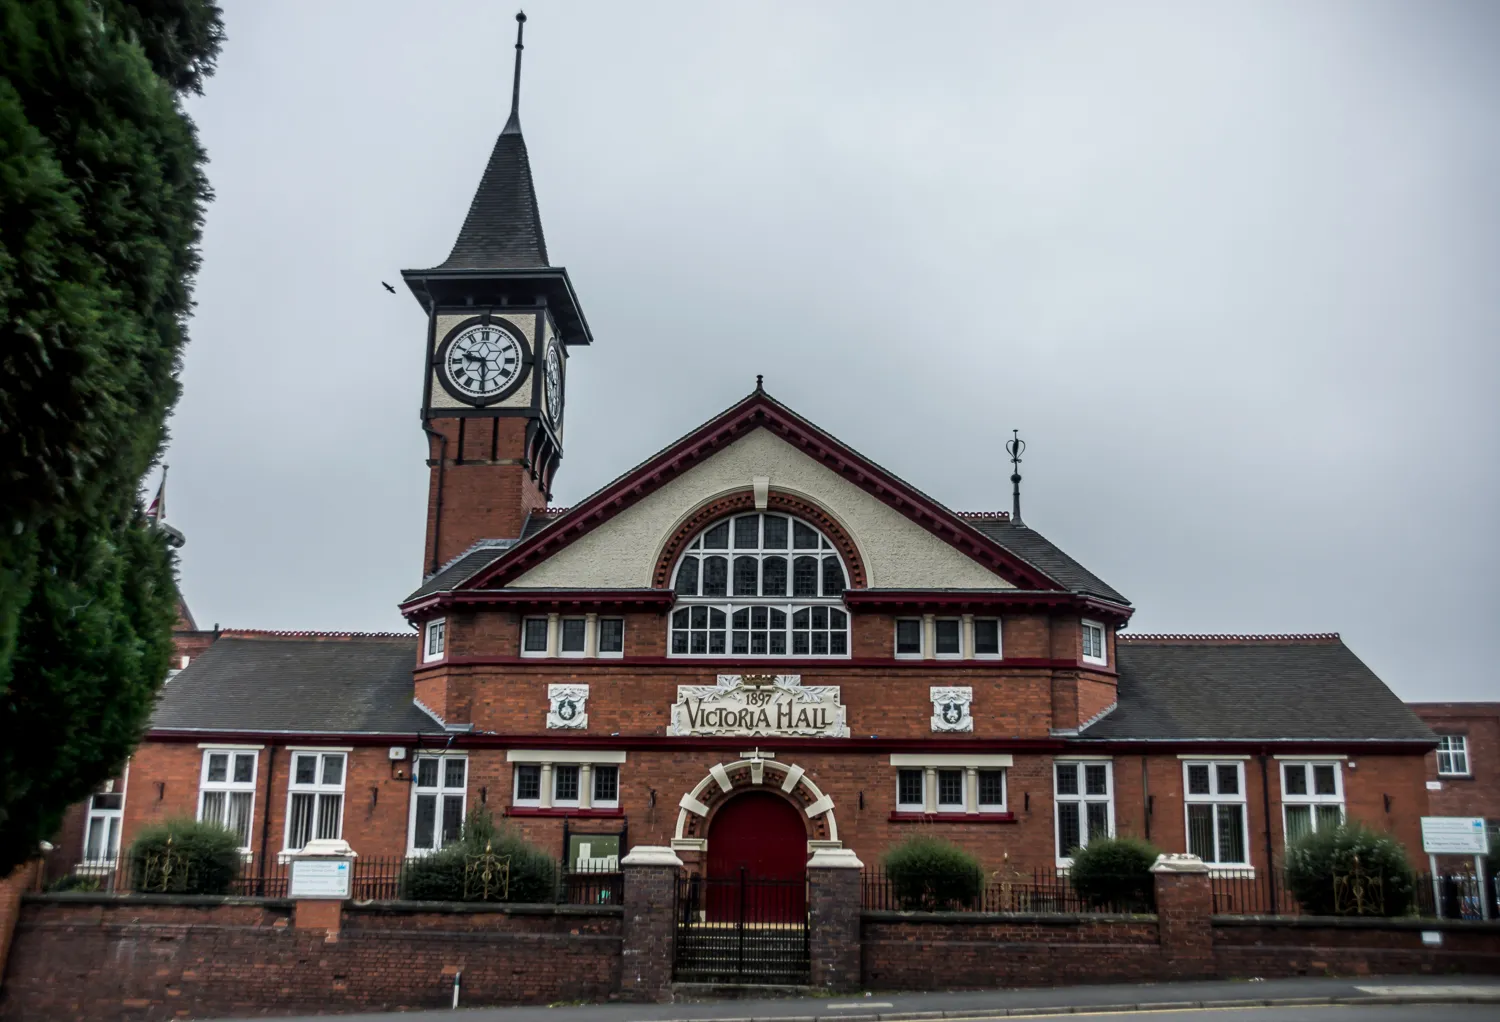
(705, 791, 807, 922)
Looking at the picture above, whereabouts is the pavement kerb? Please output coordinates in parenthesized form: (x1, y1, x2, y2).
(721, 989, 1500, 1021)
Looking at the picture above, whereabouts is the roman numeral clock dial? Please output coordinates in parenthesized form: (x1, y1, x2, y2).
(436, 320, 525, 404)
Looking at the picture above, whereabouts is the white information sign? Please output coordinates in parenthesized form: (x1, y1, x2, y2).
(290, 858, 352, 899)
(1421, 816, 1490, 855)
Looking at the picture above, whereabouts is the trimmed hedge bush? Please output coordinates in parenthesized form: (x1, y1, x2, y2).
(883, 836, 983, 910)
(1067, 837, 1159, 910)
(1284, 821, 1416, 917)
(128, 819, 243, 895)
(401, 810, 557, 903)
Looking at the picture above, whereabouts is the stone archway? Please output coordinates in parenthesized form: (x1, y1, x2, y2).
(672, 756, 841, 862)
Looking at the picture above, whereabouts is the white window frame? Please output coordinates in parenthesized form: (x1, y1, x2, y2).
(283, 750, 347, 852)
(1081, 619, 1107, 666)
(197, 748, 259, 852)
(591, 764, 621, 809)
(894, 618, 923, 659)
(520, 616, 550, 658)
(669, 513, 851, 659)
(423, 617, 446, 663)
(1054, 759, 1115, 865)
(1183, 760, 1250, 868)
(558, 616, 588, 658)
(973, 617, 1003, 660)
(1437, 735, 1471, 777)
(890, 754, 1013, 816)
(933, 617, 963, 659)
(1280, 761, 1345, 846)
(81, 773, 127, 867)
(408, 754, 467, 854)
(895, 768, 925, 812)
(597, 617, 626, 659)
(507, 750, 626, 810)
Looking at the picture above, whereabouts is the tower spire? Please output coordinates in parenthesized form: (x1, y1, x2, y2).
(1006, 430, 1025, 525)
(503, 11, 526, 136)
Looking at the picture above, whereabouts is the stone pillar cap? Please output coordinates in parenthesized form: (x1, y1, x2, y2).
(808, 847, 864, 870)
(1150, 852, 1210, 874)
(289, 838, 357, 859)
(620, 845, 684, 868)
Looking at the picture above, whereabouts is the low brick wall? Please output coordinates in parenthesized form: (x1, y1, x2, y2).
(0, 893, 622, 1020)
(1214, 916, 1500, 978)
(862, 911, 1163, 989)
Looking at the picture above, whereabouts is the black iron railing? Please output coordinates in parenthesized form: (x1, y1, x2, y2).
(861, 868, 1155, 915)
(44, 853, 621, 906)
(1208, 866, 1497, 919)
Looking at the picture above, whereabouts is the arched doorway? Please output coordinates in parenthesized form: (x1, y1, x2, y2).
(705, 791, 807, 923)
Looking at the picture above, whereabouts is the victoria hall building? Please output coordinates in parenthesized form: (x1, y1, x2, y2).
(63, 30, 1439, 892)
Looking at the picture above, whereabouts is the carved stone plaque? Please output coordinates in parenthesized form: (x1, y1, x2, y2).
(930, 685, 974, 733)
(547, 683, 589, 730)
(669, 674, 849, 738)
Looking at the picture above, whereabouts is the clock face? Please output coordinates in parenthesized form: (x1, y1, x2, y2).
(439, 321, 524, 404)
(544, 342, 564, 428)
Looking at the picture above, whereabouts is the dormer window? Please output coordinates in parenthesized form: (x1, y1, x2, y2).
(670, 513, 849, 657)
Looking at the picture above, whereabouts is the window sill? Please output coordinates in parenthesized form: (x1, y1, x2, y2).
(889, 811, 1015, 823)
(1436, 773, 1473, 781)
(504, 806, 623, 819)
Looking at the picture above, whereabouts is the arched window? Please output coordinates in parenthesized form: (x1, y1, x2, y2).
(670, 512, 849, 657)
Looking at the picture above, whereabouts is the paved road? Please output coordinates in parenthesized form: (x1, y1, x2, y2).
(237, 976, 1500, 1022)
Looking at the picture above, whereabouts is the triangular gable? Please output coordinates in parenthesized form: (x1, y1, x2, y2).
(450, 389, 1066, 595)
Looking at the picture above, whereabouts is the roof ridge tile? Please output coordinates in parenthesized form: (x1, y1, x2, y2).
(219, 629, 413, 641)
(1118, 632, 1341, 643)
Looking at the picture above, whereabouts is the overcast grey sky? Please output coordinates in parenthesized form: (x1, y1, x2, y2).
(164, 1, 1498, 701)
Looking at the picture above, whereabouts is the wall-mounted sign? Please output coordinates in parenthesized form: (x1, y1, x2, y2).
(289, 858, 351, 899)
(1421, 816, 1490, 855)
(668, 674, 848, 738)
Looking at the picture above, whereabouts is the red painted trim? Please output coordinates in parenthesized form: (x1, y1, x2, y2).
(888, 812, 1017, 824)
(408, 589, 674, 615)
(416, 655, 1111, 673)
(503, 807, 624, 819)
(844, 590, 1130, 621)
(143, 729, 1433, 758)
(440, 393, 1070, 599)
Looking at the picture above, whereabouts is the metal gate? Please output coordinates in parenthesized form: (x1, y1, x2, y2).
(674, 869, 809, 985)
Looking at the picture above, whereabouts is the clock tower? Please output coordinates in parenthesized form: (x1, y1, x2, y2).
(402, 12, 591, 575)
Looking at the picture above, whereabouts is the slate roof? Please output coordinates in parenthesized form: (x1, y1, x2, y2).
(151, 634, 444, 736)
(437, 125, 550, 270)
(960, 514, 1129, 605)
(1079, 637, 1435, 743)
(406, 539, 517, 602)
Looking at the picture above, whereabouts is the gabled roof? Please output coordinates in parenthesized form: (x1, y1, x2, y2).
(151, 634, 443, 737)
(407, 539, 517, 602)
(1079, 634, 1434, 743)
(404, 389, 1130, 609)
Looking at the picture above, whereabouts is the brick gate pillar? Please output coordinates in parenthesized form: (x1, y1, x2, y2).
(620, 845, 683, 1002)
(1151, 853, 1214, 979)
(807, 848, 864, 991)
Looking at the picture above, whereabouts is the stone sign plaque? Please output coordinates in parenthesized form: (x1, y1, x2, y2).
(668, 674, 849, 738)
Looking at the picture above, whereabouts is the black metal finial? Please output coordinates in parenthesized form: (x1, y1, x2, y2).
(1005, 429, 1026, 525)
(503, 11, 527, 135)
(755, 374, 764, 392)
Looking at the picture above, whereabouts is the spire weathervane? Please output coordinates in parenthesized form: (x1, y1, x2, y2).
(503, 11, 527, 135)
(1005, 430, 1025, 525)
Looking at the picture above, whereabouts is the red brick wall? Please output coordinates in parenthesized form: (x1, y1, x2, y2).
(862, 914, 1162, 989)
(1213, 918, 1500, 976)
(0, 897, 621, 1019)
(1411, 703, 1500, 819)
(424, 417, 545, 569)
(0, 862, 39, 990)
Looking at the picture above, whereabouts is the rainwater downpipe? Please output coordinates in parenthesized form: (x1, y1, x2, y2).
(258, 745, 277, 892)
(1259, 753, 1277, 909)
(424, 424, 447, 576)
